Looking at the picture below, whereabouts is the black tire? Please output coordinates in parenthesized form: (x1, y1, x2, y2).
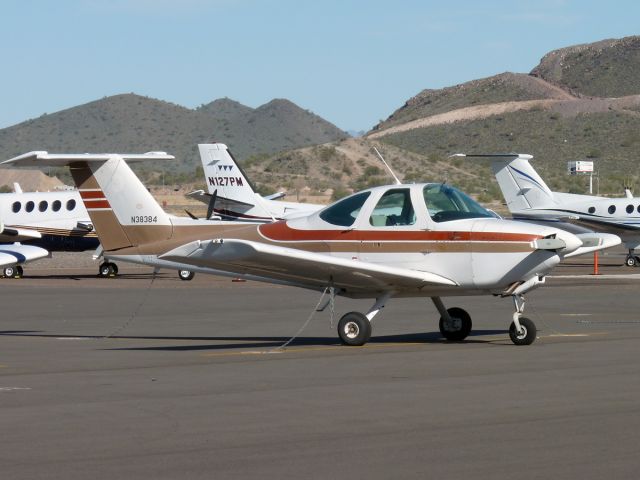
(14, 265, 23, 278)
(111, 263, 119, 275)
(99, 263, 115, 277)
(439, 307, 472, 341)
(4, 266, 15, 278)
(179, 270, 195, 281)
(509, 317, 537, 345)
(626, 256, 636, 267)
(337, 312, 372, 346)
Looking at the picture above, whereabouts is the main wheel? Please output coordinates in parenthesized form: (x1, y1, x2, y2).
(337, 312, 372, 346)
(179, 269, 195, 281)
(98, 262, 115, 277)
(15, 265, 23, 278)
(626, 256, 637, 267)
(3, 266, 15, 278)
(509, 317, 537, 345)
(439, 307, 472, 341)
(111, 263, 118, 275)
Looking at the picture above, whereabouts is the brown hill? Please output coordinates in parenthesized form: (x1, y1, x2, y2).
(373, 72, 574, 131)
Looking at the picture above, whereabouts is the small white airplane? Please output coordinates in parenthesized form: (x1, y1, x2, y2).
(453, 153, 640, 266)
(187, 143, 322, 221)
(5, 150, 621, 346)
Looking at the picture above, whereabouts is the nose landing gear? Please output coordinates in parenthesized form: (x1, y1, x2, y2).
(509, 295, 537, 345)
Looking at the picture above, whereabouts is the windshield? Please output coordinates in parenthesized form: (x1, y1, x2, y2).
(319, 191, 371, 227)
(423, 184, 493, 223)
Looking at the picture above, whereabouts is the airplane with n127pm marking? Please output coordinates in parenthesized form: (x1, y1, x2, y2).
(454, 153, 640, 267)
(4, 151, 621, 346)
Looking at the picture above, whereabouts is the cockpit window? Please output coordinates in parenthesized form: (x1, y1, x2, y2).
(423, 184, 493, 223)
(369, 188, 416, 226)
(319, 191, 371, 227)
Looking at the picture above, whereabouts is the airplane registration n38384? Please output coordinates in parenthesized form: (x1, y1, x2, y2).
(5, 151, 621, 346)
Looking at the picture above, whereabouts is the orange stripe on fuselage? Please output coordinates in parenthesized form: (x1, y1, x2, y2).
(83, 199, 111, 209)
(258, 221, 540, 242)
(79, 190, 106, 200)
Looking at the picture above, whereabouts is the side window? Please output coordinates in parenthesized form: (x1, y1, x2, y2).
(39, 200, 48, 212)
(66, 199, 76, 211)
(369, 189, 415, 226)
(12, 201, 21, 213)
(608, 205, 616, 215)
(588, 207, 595, 214)
(627, 205, 634, 214)
(52, 200, 62, 212)
(319, 191, 370, 227)
(25, 201, 35, 213)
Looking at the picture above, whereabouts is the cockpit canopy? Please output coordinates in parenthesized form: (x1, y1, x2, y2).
(317, 183, 493, 228)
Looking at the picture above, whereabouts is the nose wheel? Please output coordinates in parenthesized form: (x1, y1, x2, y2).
(509, 295, 537, 345)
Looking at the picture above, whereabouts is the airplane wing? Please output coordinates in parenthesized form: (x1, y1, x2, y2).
(0, 243, 49, 267)
(159, 239, 457, 295)
(565, 215, 640, 233)
(0, 223, 42, 242)
(185, 190, 254, 208)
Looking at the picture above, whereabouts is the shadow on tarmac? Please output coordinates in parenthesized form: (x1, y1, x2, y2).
(0, 329, 508, 351)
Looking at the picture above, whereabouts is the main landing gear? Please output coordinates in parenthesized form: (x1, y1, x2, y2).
(3, 265, 23, 279)
(98, 262, 118, 277)
(333, 293, 538, 347)
(178, 269, 195, 281)
(625, 249, 640, 267)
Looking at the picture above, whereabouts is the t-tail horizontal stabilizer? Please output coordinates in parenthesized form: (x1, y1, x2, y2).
(451, 153, 556, 212)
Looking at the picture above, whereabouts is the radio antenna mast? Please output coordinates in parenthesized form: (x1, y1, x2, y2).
(372, 147, 401, 185)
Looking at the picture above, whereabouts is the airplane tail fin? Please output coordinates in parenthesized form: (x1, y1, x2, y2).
(2, 151, 174, 252)
(453, 153, 556, 212)
(198, 143, 273, 219)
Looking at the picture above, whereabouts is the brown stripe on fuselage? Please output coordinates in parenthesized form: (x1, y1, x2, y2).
(107, 221, 537, 256)
(257, 221, 540, 243)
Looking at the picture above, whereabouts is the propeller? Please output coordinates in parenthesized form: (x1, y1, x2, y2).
(206, 189, 218, 220)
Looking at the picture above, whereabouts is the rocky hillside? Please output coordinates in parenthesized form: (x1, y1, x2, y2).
(531, 36, 640, 97)
(0, 94, 348, 176)
(373, 72, 574, 131)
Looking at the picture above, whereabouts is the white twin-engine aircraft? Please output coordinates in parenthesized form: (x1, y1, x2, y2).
(0, 187, 99, 277)
(4, 151, 620, 346)
(188, 143, 321, 221)
(454, 153, 640, 266)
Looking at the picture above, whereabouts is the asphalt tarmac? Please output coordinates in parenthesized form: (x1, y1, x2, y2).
(2, 259, 640, 479)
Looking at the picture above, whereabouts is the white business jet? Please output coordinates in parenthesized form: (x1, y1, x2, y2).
(453, 153, 640, 266)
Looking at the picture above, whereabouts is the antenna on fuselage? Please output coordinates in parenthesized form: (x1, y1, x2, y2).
(372, 147, 401, 185)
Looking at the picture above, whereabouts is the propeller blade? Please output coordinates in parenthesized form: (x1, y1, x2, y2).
(184, 209, 198, 220)
(206, 189, 218, 220)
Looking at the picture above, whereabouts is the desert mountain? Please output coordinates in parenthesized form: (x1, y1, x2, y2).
(0, 94, 348, 175)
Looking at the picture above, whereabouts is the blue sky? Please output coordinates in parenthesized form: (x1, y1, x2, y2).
(1, 0, 638, 132)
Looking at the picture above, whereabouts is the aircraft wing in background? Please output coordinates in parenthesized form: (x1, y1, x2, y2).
(0, 243, 49, 267)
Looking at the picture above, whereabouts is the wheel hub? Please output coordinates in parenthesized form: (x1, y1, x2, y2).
(443, 317, 462, 332)
(344, 321, 360, 339)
